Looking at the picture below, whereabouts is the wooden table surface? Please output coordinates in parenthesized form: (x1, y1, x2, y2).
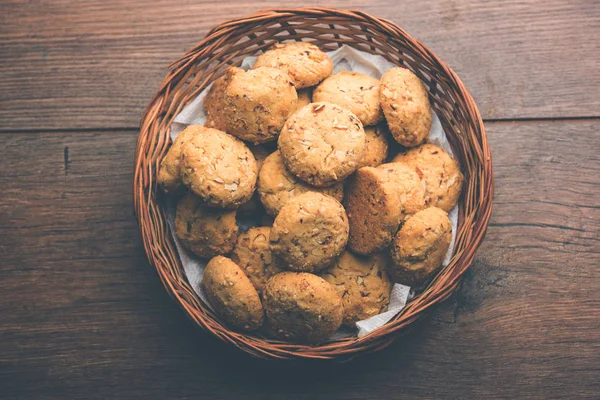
(1, 1, 599, 399)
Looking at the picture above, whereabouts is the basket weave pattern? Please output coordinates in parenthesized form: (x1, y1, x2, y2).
(134, 7, 493, 360)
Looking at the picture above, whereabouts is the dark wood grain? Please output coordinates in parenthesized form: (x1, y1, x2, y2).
(1, 121, 598, 399)
(1, 0, 599, 131)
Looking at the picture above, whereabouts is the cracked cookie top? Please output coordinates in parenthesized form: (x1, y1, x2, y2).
(278, 102, 366, 187)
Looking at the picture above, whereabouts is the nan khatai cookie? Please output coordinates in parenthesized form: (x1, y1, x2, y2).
(253, 42, 334, 89)
(263, 272, 343, 343)
(157, 125, 202, 194)
(204, 73, 230, 131)
(393, 143, 463, 211)
(201, 256, 264, 331)
(313, 71, 383, 126)
(380, 67, 432, 147)
(296, 88, 312, 111)
(238, 145, 271, 215)
(257, 150, 344, 217)
(320, 251, 393, 326)
(218, 67, 297, 144)
(278, 102, 366, 187)
(344, 163, 425, 254)
(389, 207, 452, 286)
(230, 227, 283, 295)
(269, 192, 349, 272)
(376, 162, 426, 217)
(174, 193, 238, 258)
(356, 124, 390, 169)
(180, 127, 257, 208)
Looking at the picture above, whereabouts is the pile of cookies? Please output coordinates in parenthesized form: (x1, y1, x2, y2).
(158, 41, 464, 343)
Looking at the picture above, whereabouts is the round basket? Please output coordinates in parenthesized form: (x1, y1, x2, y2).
(134, 7, 493, 360)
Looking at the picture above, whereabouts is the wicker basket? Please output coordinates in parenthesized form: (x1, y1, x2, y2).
(134, 7, 493, 360)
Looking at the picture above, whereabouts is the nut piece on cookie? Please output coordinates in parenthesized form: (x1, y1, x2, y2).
(296, 88, 312, 111)
(344, 163, 425, 254)
(380, 67, 432, 147)
(237, 144, 271, 215)
(393, 143, 463, 212)
(263, 272, 343, 343)
(216, 67, 298, 144)
(313, 71, 383, 126)
(230, 227, 283, 295)
(253, 42, 334, 89)
(388, 207, 452, 286)
(258, 150, 344, 217)
(174, 193, 238, 258)
(269, 192, 349, 273)
(356, 124, 390, 169)
(320, 251, 393, 326)
(180, 127, 257, 208)
(278, 102, 366, 187)
(157, 125, 203, 194)
(201, 256, 264, 331)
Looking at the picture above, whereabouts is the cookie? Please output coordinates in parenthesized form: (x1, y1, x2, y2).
(278, 102, 365, 187)
(157, 125, 202, 194)
(376, 162, 426, 217)
(237, 144, 271, 215)
(204, 73, 230, 131)
(356, 124, 390, 169)
(174, 193, 238, 258)
(320, 251, 393, 326)
(263, 272, 343, 343)
(257, 150, 344, 217)
(313, 71, 383, 126)
(253, 42, 334, 89)
(201, 256, 264, 331)
(180, 127, 258, 208)
(380, 67, 432, 147)
(388, 207, 452, 286)
(230, 227, 283, 295)
(296, 88, 312, 111)
(269, 192, 349, 272)
(393, 143, 463, 211)
(221, 67, 297, 143)
(344, 163, 425, 254)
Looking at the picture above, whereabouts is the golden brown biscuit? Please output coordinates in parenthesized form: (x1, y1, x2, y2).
(253, 42, 334, 89)
(278, 102, 365, 187)
(237, 145, 271, 215)
(388, 207, 452, 286)
(157, 125, 202, 194)
(356, 124, 390, 169)
(230, 227, 283, 295)
(344, 163, 425, 254)
(320, 251, 393, 326)
(393, 143, 463, 212)
(180, 127, 258, 208)
(174, 193, 238, 258)
(380, 67, 431, 147)
(216, 67, 297, 144)
(201, 256, 264, 331)
(263, 272, 343, 343)
(257, 150, 344, 217)
(313, 71, 382, 126)
(296, 88, 312, 111)
(269, 192, 349, 272)
(204, 74, 230, 131)
(376, 162, 426, 217)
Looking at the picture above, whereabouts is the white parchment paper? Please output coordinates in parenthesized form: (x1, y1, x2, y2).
(167, 45, 459, 339)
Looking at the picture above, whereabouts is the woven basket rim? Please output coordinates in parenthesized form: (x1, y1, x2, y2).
(134, 6, 494, 361)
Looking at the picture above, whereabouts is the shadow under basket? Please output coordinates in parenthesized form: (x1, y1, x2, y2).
(134, 7, 494, 360)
